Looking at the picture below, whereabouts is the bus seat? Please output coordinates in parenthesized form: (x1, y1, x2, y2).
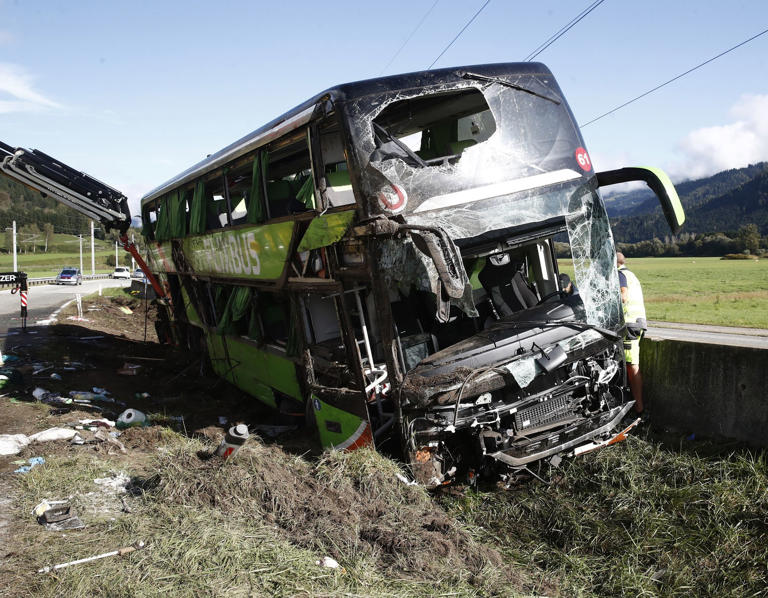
(478, 259, 538, 317)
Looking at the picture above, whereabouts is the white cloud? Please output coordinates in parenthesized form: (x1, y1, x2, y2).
(672, 94, 768, 180)
(0, 63, 61, 113)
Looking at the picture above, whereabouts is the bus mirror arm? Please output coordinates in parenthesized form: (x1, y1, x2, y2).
(596, 167, 685, 234)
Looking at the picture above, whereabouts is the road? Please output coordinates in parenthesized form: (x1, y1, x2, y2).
(0, 278, 130, 335)
(646, 321, 768, 350)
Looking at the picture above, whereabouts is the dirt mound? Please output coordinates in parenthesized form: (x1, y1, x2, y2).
(144, 438, 512, 587)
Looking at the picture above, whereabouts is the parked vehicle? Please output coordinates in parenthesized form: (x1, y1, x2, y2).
(112, 266, 131, 279)
(56, 267, 82, 285)
(132, 268, 147, 279)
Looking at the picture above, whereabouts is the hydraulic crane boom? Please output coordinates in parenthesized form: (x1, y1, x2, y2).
(0, 140, 165, 297)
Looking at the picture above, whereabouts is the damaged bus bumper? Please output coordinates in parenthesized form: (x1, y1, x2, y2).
(399, 316, 633, 487)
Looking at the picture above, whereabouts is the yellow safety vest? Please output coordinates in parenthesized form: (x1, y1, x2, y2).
(618, 265, 646, 326)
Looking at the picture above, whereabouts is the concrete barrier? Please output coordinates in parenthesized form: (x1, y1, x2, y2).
(641, 337, 768, 447)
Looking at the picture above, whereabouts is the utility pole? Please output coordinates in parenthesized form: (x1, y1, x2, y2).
(79, 235, 83, 274)
(131, 234, 135, 271)
(90, 221, 95, 276)
(115, 240, 118, 267)
(12, 220, 17, 272)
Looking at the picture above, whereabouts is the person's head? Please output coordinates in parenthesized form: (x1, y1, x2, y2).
(559, 273, 572, 294)
(616, 252, 626, 266)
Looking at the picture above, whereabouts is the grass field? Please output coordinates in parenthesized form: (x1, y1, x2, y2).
(560, 256, 768, 328)
(0, 251, 126, 277)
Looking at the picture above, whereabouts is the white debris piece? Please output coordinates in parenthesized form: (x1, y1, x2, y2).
(316, 556, 340, 569)
(0, 434, 30, 456)
(28, 428, 77, 443)
(93, 472, 130, 493)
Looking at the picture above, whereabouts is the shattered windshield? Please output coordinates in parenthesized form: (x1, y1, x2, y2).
(345, 74, 621, 330)
(348, 74, 585, 217)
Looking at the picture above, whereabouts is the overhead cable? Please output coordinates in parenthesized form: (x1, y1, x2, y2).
(427, 0, 491, 70)
(581, 26, 768, 127)
(524, 0, 607, 62)
(380, 0, 441, 75)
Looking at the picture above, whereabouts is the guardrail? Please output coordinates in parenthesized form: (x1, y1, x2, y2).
(0, 273, 113, 288)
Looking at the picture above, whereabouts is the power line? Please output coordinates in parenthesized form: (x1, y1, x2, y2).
(524, 0, 607, 62)
(380, 0, 441, 75)
(581, 26, 768, 128)
(427, 0, 491, 70)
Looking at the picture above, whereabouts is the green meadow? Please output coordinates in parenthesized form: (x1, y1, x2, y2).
(0, 234, 130, 276)
(563, 257, 768, 328)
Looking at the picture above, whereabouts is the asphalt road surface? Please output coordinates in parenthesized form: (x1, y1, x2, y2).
(0, 278, 130, 335)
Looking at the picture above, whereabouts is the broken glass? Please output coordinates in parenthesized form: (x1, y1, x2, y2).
(345, 73, 622, 330)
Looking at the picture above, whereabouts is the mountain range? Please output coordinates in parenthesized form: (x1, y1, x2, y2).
(605, 162, 768, 243)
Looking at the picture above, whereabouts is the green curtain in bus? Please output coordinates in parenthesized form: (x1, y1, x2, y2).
(217, 286, 253, 335)
(247, 151, 268, 224)
(296, 176, 315, 209)
(154, 195, 171, 241)
(189, 181, 206, 235)
(168, 190, 187, 238)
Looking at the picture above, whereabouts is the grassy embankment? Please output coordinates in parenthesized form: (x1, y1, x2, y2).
(560, 256, 768, 328)
(6, 430, 766, 597)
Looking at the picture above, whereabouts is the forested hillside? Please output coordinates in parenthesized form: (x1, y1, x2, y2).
(0, 174, 106, 252)
(608, 162, 768, 243)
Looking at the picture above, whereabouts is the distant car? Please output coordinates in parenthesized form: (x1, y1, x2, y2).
(56, 267, 82, 285)
(112, 266, 131, 280)
(132, 268, 148, 280)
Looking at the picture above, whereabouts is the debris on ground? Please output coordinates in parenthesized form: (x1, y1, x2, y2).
(37, 541, 146, 574)
(214, 423, 249, 459)
(0, 367, 23, 388)
(34, 501, 85, 531)
(316, 556, 341, 569)
(116, 409, 146, 428)
(116, 362, 141, 376)
(0, 433, 29, 455)
(14, 456, 45, 473)
(28, 427, 78, 443)
(93, 472, 131, 493)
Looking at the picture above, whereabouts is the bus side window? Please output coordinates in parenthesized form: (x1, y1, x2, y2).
(142, 203, 157, 240)
(257, 292, 290, 346)
(227, 162, 251, 225)
(318, 124, 355, 208)
(265, 132, 314, 219)
(205, 174, 229, 231)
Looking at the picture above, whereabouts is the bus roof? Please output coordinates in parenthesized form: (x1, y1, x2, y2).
(140, 62, 552, 207)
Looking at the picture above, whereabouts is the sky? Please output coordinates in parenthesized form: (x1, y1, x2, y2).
(1, 0, 767, 215)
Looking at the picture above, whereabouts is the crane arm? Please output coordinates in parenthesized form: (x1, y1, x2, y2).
(0, 140, 165, 298)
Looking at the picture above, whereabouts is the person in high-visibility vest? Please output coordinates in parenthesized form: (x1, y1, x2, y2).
(617, 252, 647, 415)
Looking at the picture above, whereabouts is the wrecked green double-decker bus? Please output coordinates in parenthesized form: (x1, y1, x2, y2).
(140, 62, 684, 486)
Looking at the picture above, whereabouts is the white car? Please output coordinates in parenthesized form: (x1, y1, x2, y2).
(112, 267, 131, 279)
